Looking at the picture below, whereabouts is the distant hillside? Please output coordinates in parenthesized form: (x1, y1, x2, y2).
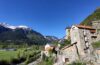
(0, 23, 47, 45)
(80, 8, 100, 25)
(45, 36, 59, 42)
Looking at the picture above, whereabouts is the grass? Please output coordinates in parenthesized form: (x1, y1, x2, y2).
(92, 41, 100, 48)
(0, 51, 18, 62)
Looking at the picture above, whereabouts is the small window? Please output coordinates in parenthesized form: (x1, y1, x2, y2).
(65, 58, 69, 62)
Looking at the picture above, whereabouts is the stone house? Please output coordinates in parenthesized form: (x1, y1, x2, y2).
(54, 43, 79, 65)
(45, 44, 54, 51)
(70, 25, 96, 62)
(61, 43, 79, 63)
(41, 44, 58, 58)
(55, 22, 100, 65)
(58, 25, 97, 65)
(44, 44, 55, 57)
(64, 20, 100, 43)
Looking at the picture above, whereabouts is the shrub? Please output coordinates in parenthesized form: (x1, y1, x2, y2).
(24, 51, 41, 64)
(61, 39, 71, 48)
(24, 54, 30, 64)
(38, 56, 54, 65)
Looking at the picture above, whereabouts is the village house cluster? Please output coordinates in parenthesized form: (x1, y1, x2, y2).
(62, 20, 100, 65)
(41, 20, 100, 65)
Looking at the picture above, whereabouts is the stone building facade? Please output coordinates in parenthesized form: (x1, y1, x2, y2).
(70, 25, 96, 62)
(54, 43, 79, 65)
(92, 20, 100, 42)
(55, 21, 100, 65)
(55, 25, 99, 65)
(92, 20, 100, 29)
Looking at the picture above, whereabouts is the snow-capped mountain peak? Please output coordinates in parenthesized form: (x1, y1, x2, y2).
(17, 25, 29, 29)
(7, 26, 17, 29)
(0, 23, 30, 30)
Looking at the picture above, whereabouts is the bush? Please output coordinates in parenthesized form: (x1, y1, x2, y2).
(24, 54, 30, 64)
(61, 39, 71, 48)
(38, 56, 54, 65)
(24, 51, 41, 64)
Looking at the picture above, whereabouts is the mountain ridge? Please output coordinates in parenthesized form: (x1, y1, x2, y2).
(45, 36, 59, 42)
(0, 23, 59, 45)
(0, 23, 47, 45)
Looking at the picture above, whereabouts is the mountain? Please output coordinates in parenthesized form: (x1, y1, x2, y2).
(45, 36, 59, 42)
(80, 8, 100, 25)
(0, 23, 47, 45)
(58, 37, 65, 44)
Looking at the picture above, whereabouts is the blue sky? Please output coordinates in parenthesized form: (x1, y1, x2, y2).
(0, 0, 100, 38)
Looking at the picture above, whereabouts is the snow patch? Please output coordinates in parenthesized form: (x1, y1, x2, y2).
(18, 25, 29, 29)
(0, 23, 29, 30)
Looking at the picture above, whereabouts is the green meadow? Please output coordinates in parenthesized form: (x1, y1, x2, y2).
(0, 45, 42, 65)
(0, 51, 18, 62)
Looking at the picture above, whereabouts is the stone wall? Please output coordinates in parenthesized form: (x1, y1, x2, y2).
(92, 20, 100, 42)
(55, 24, 100, 65)
(61, 44, 79, 64)
(92, 20, 100, 29)
(70, 25, 95, 63)
(54, 44, 79, 65)
(95, 49, 100, 63)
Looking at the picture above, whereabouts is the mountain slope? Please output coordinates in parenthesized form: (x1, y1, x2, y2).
(0, 23, 47, 45)
(45, 36, 59, 42)
(80, 8, 100, 25)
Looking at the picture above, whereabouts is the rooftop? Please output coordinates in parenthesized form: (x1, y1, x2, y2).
(75, 25, 95, 30)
